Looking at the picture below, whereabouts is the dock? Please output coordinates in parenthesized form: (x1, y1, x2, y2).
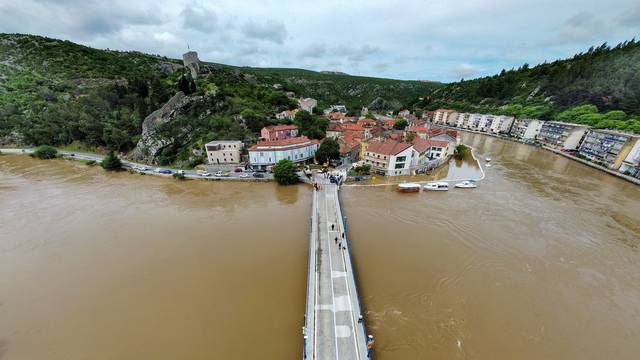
(303, 176, 369, 359)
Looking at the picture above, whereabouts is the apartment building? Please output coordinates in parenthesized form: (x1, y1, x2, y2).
(260, 124, 299, 141)
(489, 115, 515, 134)
(620, 140, 640, 178)
(433, 109, 458, 125)
(510, 119, 544, 140)
(248, 136, 319, 169)
(537, 121, 590, 150)
(577, 129, 639, 169)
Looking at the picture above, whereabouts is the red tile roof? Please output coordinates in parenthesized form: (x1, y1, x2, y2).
(412, 138, 449, 153)
(367, 140, 412, 156)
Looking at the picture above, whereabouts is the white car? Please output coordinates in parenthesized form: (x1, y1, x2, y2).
(154, 168, 163, 173)
(214, 171, 224, 177)
(176, 170, 185, 175)
(239, 173, 250, 178)
(199, 171, 211, 177)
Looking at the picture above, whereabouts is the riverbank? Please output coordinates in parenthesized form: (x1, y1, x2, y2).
(448, 127, 640, 186)
(0, 148, 275, 183)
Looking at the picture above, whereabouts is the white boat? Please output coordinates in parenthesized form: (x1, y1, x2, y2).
(485, 157, 492, 162)
(455, 180, 478, 189)
(485, 163, 492, 167)
(397, 183, 421, 193)
(423, 182, 449, 191)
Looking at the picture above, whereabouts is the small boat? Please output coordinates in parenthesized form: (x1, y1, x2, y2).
(486, 163, 492, 167)
(397, 183, 421, 193)
(455, 180, 478, 189)
(485, 157, 492, 162)
(423, 182, 449, 191)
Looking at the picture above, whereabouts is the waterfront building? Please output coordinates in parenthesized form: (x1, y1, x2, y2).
(364, 140, 414, 176)
(467, 113, 483, 130)
(490, 115, 515, 134)
(260, 124, 299, 141)
(620, 140, 640, 178)
(433, 109, 458, 125)
(412, 138, 450, 162)
(537, 121, 590, 150)
(205, 140, 244, 165)
(456, 113, 470, 128)
(248, 136, 319, 169)
(577, 129, 639, 170)
(510, 119, 544, 140)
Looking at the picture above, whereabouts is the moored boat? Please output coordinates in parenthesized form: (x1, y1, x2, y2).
(485, 157, 492, 162)
(454, 180, 478, 189)
(423, 182, 449, 191)
(397, 183, 421, 193)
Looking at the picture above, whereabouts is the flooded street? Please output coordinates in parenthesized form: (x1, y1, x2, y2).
(343, 132, 640, 359)
(0, 156, 309, 360)
(2, 131, 640, 360)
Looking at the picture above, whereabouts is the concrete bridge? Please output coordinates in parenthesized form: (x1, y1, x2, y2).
(303, 175, 370, 359)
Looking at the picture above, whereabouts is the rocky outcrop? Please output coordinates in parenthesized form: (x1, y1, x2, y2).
(131, 92, 192, 164)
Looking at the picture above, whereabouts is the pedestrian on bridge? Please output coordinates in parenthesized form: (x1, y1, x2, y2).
(367, 335, 375, 359)
(334, 236, 338, 243)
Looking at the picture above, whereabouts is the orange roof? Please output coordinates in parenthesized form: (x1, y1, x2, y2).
(435, 108, 455, 113)
(407, 126, 429, 133)
(341, 123, 365, 132)
(388, 133, 400, 140)
(367, 140, 412, 155)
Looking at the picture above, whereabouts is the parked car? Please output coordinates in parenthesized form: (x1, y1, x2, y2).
(176, 170, 185, 175)
(154, 168, 163, 173)
(234, 168, 243, 172)
(159, 169, 172, 174)
(252, 172, 265, 178)
(199, 172, 211, 177)
(214, 171, 224, 177)
(239, 173, 250, 178)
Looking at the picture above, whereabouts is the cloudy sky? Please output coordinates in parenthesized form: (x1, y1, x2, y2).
(1, 0, 639, 82)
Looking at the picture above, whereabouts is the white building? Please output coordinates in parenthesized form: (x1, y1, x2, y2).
(466, 113, 483, 129)
(433, 109, 458, 125)
(205, 141, 244, 165)
(537, 121, 590, 150)
(489, 115, 515, 134)
(620, 140, 640, 179)
(456, 113, 470, 128)
(510, 119, 544, 140)
(298, 98, 317, 113)
(275, 110, 297, 121)
(324, 105, 347, 114)
(248, 136, 319, 169)
(364, 140, 414, 176)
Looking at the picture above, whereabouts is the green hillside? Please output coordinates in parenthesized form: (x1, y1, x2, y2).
(418, 40, 640, 133)
(0, 33, 439, 164)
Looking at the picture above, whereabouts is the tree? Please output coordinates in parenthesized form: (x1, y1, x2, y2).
(454, 144, 468, 160)
(273, 159, 299, 185)
(101, 150, 122, 171)
(241, 109, 266, 133)
(315, 138, 340, 164)
(32, 145, 57, 159)
(393, 119, 408, 130)
(295, 110, 327, 139)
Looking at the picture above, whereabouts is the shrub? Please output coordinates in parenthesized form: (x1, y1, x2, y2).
(173, 172, 186, 180)
(32, 145, 58, 159)
(351, 164, 371, 175)
(315, 138, 340, 165)
(273, 159, 299, 185)
(454, 144, 468, 160)
(85, 160, 96, 166)
(101, 151, 122, 171)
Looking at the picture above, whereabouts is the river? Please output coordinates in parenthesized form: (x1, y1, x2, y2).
(2, 132, 640, 359)
(342, 132, 640, 359)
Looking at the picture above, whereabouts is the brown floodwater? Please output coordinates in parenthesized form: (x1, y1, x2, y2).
(343, 132, 640, 359)
(2, 131, 640, 360)
(0, 155, 310, 360)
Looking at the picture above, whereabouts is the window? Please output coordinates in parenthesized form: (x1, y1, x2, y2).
(396, 156, 406, 162)
(395, 163, 404, 169)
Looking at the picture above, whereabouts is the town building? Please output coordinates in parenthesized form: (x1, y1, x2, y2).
(537, 121, 590, 150)
(433, 109, 458, 125)
(298, 98, 317, 113)
(577, 129, 639, 170)
(324, 105, 347, 114)
(364, 140, 414, 176)
(510, 119, 544, 140)
(456, 113, 471, 128)
(260, 124, 299, 141)
(466, 113, 483, 130)
(248, 136, 319, 169)
(205, 140, 243, 165)
(338, 136, 361, 165)
(275, 109, 297, 121)
(489, 115, 515, 134)
(412, 138, 450, 163)
(620, 140, 640, 178)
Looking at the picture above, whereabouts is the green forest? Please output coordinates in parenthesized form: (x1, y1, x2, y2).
(418, 40, 640, 133)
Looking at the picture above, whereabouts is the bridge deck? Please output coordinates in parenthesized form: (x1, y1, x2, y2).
(304, 177, 368, 359)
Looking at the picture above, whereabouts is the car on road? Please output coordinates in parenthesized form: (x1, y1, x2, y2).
(176, 170, 185, 175)
(239, 173, 250, 178)
(234, 168, 243, 172)
(214, 171, 224, 177)
(199, 171, 211, 177)
(139, 166, 149, 171)
(252, 172, 265, 178)
(155, 168, 172, 174)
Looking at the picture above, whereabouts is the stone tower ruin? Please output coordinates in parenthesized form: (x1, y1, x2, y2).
(182, 51, 201, 79)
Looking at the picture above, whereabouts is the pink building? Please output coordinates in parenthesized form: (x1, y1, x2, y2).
(260, 124, 299, 141)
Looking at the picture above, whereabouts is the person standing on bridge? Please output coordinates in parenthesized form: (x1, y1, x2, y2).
(335, 236, 338, 243)
(331, 224, 335, 231)
(367, 335, 375, 359)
